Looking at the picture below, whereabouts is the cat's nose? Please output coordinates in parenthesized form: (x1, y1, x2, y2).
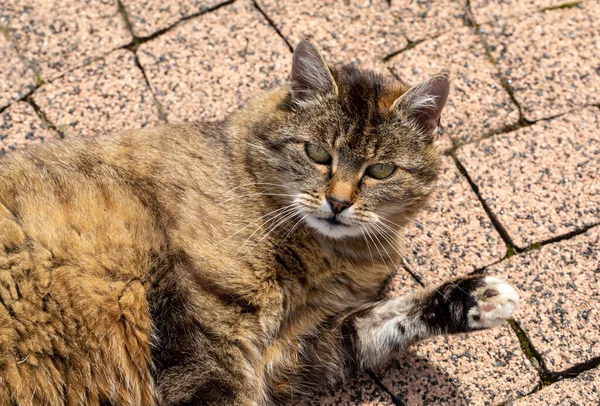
(326, 196, 352, 214)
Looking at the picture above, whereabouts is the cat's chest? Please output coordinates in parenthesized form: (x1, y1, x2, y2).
(273, 242, 390, 313)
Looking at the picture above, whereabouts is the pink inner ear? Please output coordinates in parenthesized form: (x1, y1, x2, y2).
(414, 76, 449, 132)
(413, 76, 450, 130)
(290, 41, 336, 102)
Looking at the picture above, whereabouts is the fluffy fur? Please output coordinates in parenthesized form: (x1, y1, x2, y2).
(0, 41, 518, 405)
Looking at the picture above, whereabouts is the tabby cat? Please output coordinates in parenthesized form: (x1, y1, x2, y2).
(0, 41, 519, 405)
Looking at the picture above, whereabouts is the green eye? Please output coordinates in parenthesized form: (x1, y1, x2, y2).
(365, 163, 396, 179)
(305, 143, 332, 165)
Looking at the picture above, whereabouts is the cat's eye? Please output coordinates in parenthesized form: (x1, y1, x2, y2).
(305, 143, 332, 165)
(365, 163, 396, 179)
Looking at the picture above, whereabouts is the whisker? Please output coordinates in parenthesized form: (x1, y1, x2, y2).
(217, 192, 298, 206)
(223, 203, 297, 242)
(362, 226, 395, 279)
(277, 213, 308, 252)
(359, 228, 376, 269)
(374, 221, 473, 298)
(249, 207, 304, 251)
(236, 205, 300, 254)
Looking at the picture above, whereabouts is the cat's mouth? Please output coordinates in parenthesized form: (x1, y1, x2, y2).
(305, 215, 363, 239)
(319, 216, 349, 227)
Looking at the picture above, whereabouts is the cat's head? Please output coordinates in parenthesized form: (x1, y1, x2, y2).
(242, 41, 448, 240)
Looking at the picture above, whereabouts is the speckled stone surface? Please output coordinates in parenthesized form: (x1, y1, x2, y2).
(256, 0, 407, 68)
(32, 49, 161, 138)
(393, 156, 506, 284)
(390, 0, 467, 42)
(1, 0, 132, 80)
(1, 0, 599, 402)
(380, 326, 539, 405)
(120, 0, 226, 37)
(490, 228, 600, 373)
(288, 373, 393, 406)
(483, 2, 600, 121)
(0, 101, 54, 155)
(138, 1, 291, 123)
(470, 0, 566, 23)
(457, 107, 600, 248)
(0, 34, 37, 109)
(389, 27, 519, 147)
(512, 368, 599, 405)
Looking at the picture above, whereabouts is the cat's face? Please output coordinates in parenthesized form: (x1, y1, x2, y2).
(245, 41, 448, 240)
(283, 99, 442, 239)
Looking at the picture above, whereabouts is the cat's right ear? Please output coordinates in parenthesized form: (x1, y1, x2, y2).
(290, 40, 338, 104)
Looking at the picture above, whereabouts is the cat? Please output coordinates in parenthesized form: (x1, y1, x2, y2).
(0, 40, 519, 405)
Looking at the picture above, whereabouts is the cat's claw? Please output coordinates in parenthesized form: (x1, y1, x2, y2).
(467, 277, 519, 329)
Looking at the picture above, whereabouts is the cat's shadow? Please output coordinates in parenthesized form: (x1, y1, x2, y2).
(373, 351, 468, 406)
(292, 351, 466, 405)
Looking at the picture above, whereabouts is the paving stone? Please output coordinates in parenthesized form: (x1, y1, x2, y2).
(138, 1, 291, 123)
(0, 34, 37, 109)
(511, 368, 600, 405)
(256, 0, 408, 69)
(489, 228, 600, 372)
(389, 27, 519, 147)
(457, 107, 600, 248)
(391, 156, 506, 284)
(390, 0, 468, 42)
(470, 0, 569, 23)
(32, 49, 161, 138)
(120, 0, 226, 37)
(0, 102, 54, 156)
(374, 158, 533, 405)
(483, 2, 600, 121)
(1, 0, 132, 80)
(289, 373, 393, 406)
(379, 323, 539, 405)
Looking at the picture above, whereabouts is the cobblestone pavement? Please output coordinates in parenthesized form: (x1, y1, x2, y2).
(1, 0, 598, 404)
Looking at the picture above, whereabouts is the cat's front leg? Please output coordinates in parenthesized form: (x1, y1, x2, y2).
(353, 274, 519, 368)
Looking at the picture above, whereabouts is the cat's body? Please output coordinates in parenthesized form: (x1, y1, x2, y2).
(0, 42, 519, 405)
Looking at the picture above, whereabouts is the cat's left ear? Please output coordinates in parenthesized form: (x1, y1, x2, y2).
(290, 40, 338, 104)
(392, 74, 449, 141)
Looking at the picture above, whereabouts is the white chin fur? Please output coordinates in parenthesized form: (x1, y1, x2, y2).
(305, 216, 363, 239)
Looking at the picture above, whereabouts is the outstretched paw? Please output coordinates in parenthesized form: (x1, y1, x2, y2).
(466, 276, 519, 330)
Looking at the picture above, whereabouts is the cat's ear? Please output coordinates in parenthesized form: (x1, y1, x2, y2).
(392, 74, 449, 140)
(290, 40, 338, 104)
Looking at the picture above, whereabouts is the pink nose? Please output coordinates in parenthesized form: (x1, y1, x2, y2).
(326, 196, 352, 214)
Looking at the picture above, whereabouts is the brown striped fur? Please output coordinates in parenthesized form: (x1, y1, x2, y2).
(0, 42, 519, 405)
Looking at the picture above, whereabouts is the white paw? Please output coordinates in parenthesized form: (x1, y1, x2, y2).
(467, 277, 519, 329)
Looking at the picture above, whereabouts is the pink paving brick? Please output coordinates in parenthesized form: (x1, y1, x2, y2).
(512, 368, 599, 405)
(489, 228, 600, 373)
(289, 373, 393, 406)
(470, 0, 568, 23)
(379, 323, 539, 404)
(32, 49, 162, 138)
(483, 2, 600, 121)
(376, 158, 536, 404)
(390, 0, 467, 42)
(457, 107, 600, 248)
(391, 156, 506, 284)
(256, 0, 407, 69)
(137, 0, 292, 123)
(0, 34, 37, 109)
(0, 101, 54, 155)
(120, 0, 226, 37)
(388, 27, 519, 148)
(1, 0, 132, 80)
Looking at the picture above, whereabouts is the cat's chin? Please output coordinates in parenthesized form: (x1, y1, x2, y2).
(304, 216, 364, 239)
